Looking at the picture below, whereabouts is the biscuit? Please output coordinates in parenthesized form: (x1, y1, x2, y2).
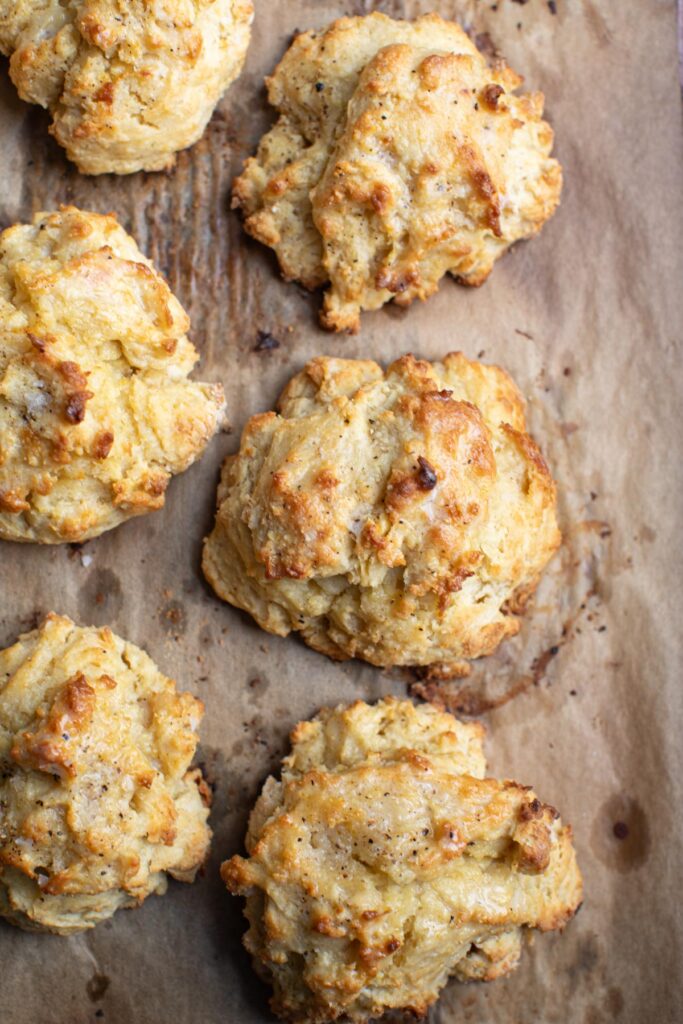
(0, 0, 253, 175)
(0, 612, 211, 934)
(233, 12, 561, 332)
(202, 353, 560, 678)
(0, 206, 226, 543)
(223, 697, 582, 1022)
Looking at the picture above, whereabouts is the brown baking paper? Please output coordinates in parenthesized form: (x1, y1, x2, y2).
(0, 1, 682, 1021)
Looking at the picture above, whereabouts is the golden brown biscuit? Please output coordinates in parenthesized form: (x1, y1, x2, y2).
(202, 353, 560, 678)
(223, 697, 582, 1023)
(0, 206, 226, 543)
(0, 0, 253, 175)
(0, 612, 211, 934)
(233, 12, 561, 332)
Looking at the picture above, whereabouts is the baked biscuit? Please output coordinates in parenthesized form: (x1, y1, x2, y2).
(0, 0, 253, 175)
(233, 12, 561, 332)
(223, 697, 582, 1022)
(203, 353, 560, 678)
(0, 206, 226, 543)
(0, 612, 211, 934)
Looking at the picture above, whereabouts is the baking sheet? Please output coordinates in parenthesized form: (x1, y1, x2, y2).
(1, 1, 682, 1022)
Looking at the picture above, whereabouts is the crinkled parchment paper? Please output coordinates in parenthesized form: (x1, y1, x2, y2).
(0, 1, 681, 1022)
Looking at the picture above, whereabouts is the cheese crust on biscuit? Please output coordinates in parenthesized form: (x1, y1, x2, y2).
(233, 12, 561, 332)
(203, 353, 560, 677)
(224, 698, 582, 1022)
(0, 0, 253, 174)
(0, 206, 225, 543)
(0, 613, 211, 934)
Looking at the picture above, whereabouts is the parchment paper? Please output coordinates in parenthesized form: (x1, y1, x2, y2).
(1, 1, 682, 1022)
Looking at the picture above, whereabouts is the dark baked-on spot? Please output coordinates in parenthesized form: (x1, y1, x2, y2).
(481, 83, 504, 109)
(92, 430, 114, 459)
(416, 456, 437, 490)
(59, 360, 93, 423)
(254, 330, 281, 352)
(65, 391, 91, 424)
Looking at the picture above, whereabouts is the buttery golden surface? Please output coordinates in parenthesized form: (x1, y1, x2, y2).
(203, 353, 560, 677)
(223, 698, 582, 1023)
(0, 206, 226, 543)
(0, 0, 253, 175)
(0, 613, 211, 934)
(233, 12, 561, 332)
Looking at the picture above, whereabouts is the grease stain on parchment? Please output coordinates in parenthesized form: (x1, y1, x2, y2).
(86, 973, 110, 1002)
(409, 516, 612, 716)
(591, 795, 651, 873)
(78, 568, 123, 623)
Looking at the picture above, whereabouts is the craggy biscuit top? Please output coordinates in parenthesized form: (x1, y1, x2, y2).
(203, 353, 560, 677)
(223, 698, 582, 1023)
(0, 0, 253, 174)
(0, 206, 226, 543)
(0, 613, 211, 934)
(233, 12, 561, 331)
